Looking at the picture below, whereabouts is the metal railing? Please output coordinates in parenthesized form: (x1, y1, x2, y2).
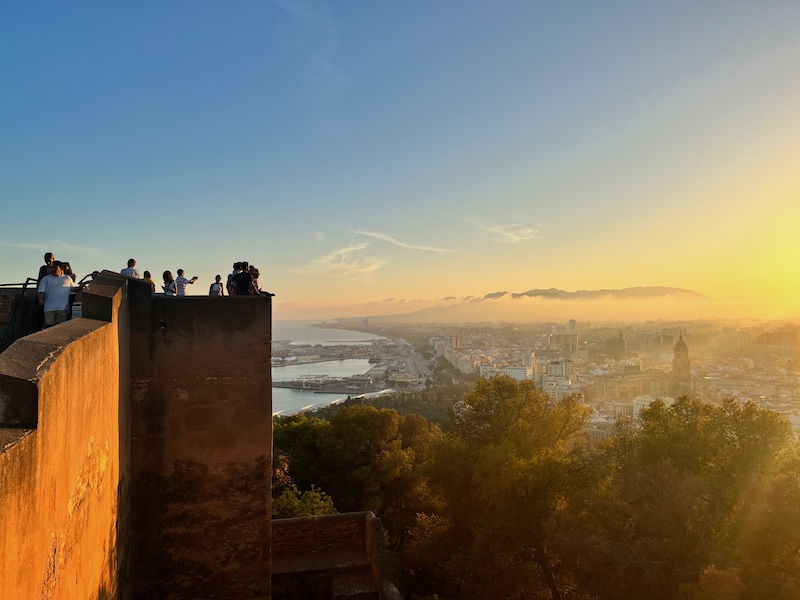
(0, 277, 38, 348)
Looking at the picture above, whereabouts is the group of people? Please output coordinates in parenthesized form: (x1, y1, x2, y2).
(35, 252, 275, 329)
(225, 261, 273, 297)
(118, 258, 207, 296)
(36, 252, 82, 328)
(119, 257, 273, 297)
(165, 261, 274, 297)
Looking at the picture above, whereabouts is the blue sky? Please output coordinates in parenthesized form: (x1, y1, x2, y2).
(2, 2, 800, 319)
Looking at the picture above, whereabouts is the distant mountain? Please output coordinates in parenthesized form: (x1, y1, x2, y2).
(494, 286, 706, 301)
(367, 286, 713, 323)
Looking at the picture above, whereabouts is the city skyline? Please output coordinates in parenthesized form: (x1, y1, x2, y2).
(2, 2, 799, 320)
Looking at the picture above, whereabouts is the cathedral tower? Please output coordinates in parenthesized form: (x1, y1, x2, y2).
(672, 333, 691, 395)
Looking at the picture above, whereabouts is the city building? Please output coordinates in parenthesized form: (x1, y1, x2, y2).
(505, 365, 534, 381)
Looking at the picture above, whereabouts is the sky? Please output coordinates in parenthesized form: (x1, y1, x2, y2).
(2, 2, 800, 321)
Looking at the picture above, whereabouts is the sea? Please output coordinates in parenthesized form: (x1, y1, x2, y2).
(272, 320, 388, 416)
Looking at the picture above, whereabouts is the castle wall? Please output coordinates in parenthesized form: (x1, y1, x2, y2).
(0, 281, 130, 600)
(129, 295, 272, 599)
(0, 273, 272, 600)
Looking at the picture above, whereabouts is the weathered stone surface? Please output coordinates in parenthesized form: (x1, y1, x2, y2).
(130, 292, 272, 599)
(0, 282, 129, 600)
(0, 270, 289, 599)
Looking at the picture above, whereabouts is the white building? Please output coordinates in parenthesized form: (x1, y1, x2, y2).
(547, 359, 574, 379)
(505, 366, 533, 381)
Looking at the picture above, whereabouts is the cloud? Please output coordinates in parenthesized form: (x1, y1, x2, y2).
(477, 223, 539, 243)
(0, 240, 100, 254)
(0, 241, 41, 250)
(462, 213, 541, 244)
(49, 239, 101, 254)
(290, 242, 386, 277)
(313, 231, 325, 242)
(274, 0, 351, 102)
(355, 230, 456, 253)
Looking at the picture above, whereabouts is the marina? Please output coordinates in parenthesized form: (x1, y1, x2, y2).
(271, 321, 429, 415)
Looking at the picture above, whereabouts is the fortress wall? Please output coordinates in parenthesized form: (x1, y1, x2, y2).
(130, 295, 272, 599)
(0, 282, 130, 600)
(0, 274, 272, 600)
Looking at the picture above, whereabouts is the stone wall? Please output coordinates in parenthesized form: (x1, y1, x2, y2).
(272, 512, 403, 600)
(129, 293, 272, 599)
(0, 280, 130, 600)
(0, 273, 272, 600)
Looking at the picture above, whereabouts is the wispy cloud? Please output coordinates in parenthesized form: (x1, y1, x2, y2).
(478, 223, 539, 243)
(50, 239, 101, 254)
(1, 240, 101, 254)
(313, 231, 325, 243)
(463, 214, 540, 244)
(274, 0, 351, 102)
(1, 241, 41, 250)
(291, 242, 386, 277)
(355, 230, 456, 253)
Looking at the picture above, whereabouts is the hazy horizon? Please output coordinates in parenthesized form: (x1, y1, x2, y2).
(2, 3, 799, 321)
(278, 285, 800, 323)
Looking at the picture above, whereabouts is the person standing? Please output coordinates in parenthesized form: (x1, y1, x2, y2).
(162, 271, 176, 296)
(62, 262, 77, 319)
(121, 258, 141, 279)
(232, 261, 256, 296)
(142, 271, 157, 295)
(227, 262, 242, 295)
(175, 269, 198, 296)
(248, 265, 260, 291)
(37, 252, 55, 283)
(37, 261, 76, 328)
(209, 275, 224, 297)
(62, 262, 76, 282)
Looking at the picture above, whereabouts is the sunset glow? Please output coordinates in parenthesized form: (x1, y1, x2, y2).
(1, 3, 799, 321)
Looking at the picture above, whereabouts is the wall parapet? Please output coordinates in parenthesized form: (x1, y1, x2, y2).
(272, 511, 402, 600)
(0, 277, 130, 600)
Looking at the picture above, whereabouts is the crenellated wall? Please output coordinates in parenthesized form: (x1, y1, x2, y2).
(0, 273, 272, 600)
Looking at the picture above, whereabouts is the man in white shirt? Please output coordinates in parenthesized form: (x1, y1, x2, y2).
(121, 258, 141, 279)
(175, 269, 198, 296)
(37, 261, 76, 328)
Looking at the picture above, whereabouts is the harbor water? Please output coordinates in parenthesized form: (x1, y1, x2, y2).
(272, 321, 387, 415)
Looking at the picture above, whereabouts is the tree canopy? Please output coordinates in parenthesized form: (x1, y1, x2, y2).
(274, 378, 800, 600)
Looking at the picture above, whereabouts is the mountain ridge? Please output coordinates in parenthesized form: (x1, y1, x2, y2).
(346, 286, 713, 323)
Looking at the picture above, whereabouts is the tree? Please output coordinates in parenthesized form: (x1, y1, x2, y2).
(552, 397, 800, 599)
(411, 376, 592, 600)
(316, 406, 440, 544)
(274, 406, 441, 548)
(272, 483, 336, 518)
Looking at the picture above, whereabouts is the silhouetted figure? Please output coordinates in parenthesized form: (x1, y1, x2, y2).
(227, 262, 242, 295)
(37, 252, 55, 283)
(209, 275, 224, 297)
(121, 258, 141, 279)
(62, 262, 77, 318)
(175, 269, 198, 296)
(142, 270, 156, 294)
(232, 261, 256, 295)
(162, 271, 176, 296)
